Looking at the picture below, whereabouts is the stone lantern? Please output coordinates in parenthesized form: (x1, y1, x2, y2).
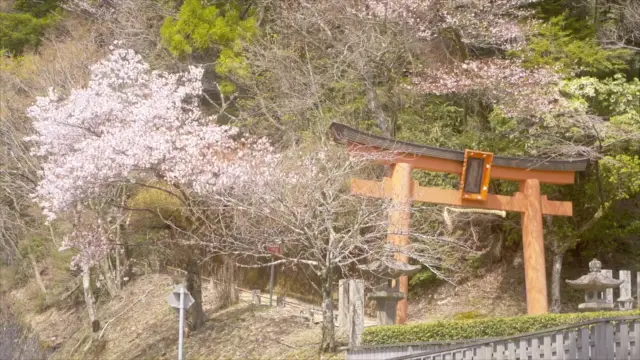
(566, 258, 623, 311)
(358, 259, 421, 325)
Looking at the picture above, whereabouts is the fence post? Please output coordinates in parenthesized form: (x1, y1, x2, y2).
(637, 272, 640, 309)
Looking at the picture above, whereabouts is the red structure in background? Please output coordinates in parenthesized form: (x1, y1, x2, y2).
(330, 123, 589, 324)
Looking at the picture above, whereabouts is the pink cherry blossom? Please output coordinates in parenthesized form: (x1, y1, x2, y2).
(410, 58, 564, 117)
(26, 45, 279, 221)
(360, 1, 564, 116)
(59, 221, 112, 269)
(364, 0, 539, 50)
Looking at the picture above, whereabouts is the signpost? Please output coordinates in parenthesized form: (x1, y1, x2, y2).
(166, 284, 195, 360)
(267, 244, 282, 307)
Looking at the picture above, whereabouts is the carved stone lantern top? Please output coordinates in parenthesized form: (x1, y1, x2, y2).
(357, 259, 422, 279)
(566, 258, 623, 291)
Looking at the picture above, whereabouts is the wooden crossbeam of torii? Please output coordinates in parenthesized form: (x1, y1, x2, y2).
(330, 123, 589, 325)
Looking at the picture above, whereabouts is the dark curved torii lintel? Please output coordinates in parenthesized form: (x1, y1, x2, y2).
(329, 122, 589, 184)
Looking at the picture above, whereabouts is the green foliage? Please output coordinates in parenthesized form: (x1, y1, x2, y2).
(363, 310, 640, 345)
(409, 268, 438, 288)
(397, 100, 466, 149)
(452, 311, 487, 321)
(532, 1, 596, 40)
(516, 15, 631, 75)
(127, 183, 187, 229)
(14, 0, 61, 18)
(17, 235, 49, 260)
(580, 194, 640, 266)
(0, 12, 51, 56)
(600, 155, 640, 201)
(161, 0, 257, 80)
(561, 75, 640, 116)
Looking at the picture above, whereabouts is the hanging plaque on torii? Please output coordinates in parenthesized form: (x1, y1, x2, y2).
(330, 123, 589, 324)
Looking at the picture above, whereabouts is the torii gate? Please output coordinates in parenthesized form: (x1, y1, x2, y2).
(330, 123, 589, 324)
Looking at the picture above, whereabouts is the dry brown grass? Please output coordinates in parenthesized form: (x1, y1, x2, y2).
(409, 263, 528, 322)
(11, 274, 345, 360)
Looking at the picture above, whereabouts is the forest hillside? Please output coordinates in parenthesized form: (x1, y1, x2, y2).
(1, 0, 639, 357)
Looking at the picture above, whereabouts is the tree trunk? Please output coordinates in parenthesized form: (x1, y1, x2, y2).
(114, 220, 122, 289)
(545, 215, 565, 314)
(320, 267, 336, 353)
(29, 253, 46, 295)
(99, 257, 118, 298)
(550, 250, 565, 313)
(0, 230, 20, 264)
(363, 64, 391, 137)
(118, 194, 132, 284)
(115, 247, 122, 289)
(121, 236, 132, 282)
(186, 256, 206, 330)
(224, 257, 238, 305)
(82, 264, 100, 332)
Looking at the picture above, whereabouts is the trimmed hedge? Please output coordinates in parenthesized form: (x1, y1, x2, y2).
(363, 309, 640, 345)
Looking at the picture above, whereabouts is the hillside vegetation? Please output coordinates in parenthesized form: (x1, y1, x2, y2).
(1, 0, 639, 357)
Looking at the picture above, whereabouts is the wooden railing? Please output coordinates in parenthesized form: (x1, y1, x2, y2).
(165, 265, 327, 315)
(347, 316, 640, 360)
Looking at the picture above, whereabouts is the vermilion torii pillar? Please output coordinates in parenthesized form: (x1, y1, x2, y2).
(330, 123, 588, 324)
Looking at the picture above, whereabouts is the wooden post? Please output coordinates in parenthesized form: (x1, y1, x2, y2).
(387, 163, 413, 324)
(637, 272, 640, 309)
(520, 179, 549, 315)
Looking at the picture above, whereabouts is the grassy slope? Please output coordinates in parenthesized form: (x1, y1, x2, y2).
(10, 274, 344, 360)
(408, 262, 588, 323)
(7, 260, 597, 359)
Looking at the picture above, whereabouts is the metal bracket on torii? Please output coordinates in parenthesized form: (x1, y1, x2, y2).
(330, 123, 589, 324)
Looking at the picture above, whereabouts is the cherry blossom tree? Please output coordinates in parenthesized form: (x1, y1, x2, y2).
(359, 0, 565, 118)
(410, 58, 564, 118)
(365, 0, 541, 51)
(27, 45, 277, 220)
(26, 44, 279, 330)
(243, 0, 564, 148)
(206, 147, 481, 351)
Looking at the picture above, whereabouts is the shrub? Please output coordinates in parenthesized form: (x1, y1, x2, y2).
(160, 0, 257, 60)
(453, 311, 487, 321)
(160, 0, 257, 93)
(409, 268, 438, 288)
(127, 183, 187, 229)
(0, 12, 50, 56)
(514, 14, 631, 75)
(14, 0, 61, 18)
(362, 309, 640, 345)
